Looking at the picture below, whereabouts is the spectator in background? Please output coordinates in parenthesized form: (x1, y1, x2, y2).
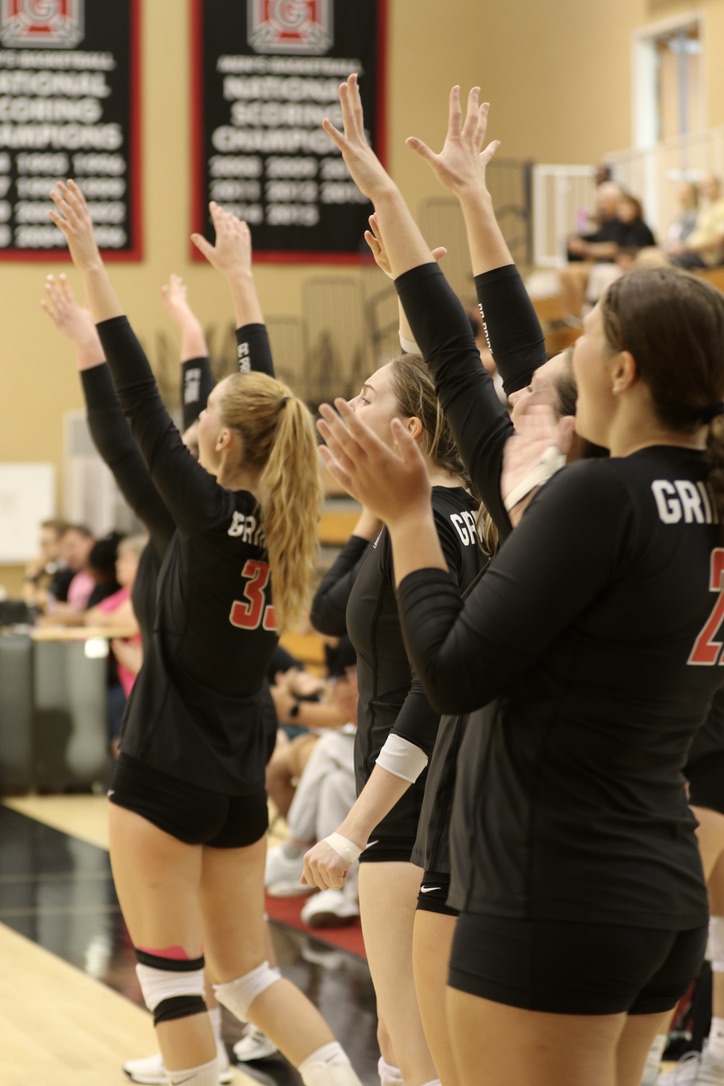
(39, 527, 124, 626)
(559, 187, 656, 321)
(669, 173, 724, 270)
(664, 179, 700, 251)
(84, 533, 145, 754)
(48, 522, 96, 614)
(22, 516, 72, 614)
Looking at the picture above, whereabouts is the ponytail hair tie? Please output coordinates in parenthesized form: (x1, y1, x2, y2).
(701, 402, 724, 423)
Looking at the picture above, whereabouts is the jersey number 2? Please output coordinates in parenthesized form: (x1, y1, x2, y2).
(689, 548, 724, 665)
(230, 559, 277, 632)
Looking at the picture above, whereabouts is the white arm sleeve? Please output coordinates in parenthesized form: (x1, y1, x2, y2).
(376, 732, 429, 783)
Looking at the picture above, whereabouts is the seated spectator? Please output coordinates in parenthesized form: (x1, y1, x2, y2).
(664, 179, 700, 250)
(38, 528, 123, 626)
(85, 533, 144, 753)
(266, 642, 359, 928)
(559, 186, 656, 320)
(668, 172, 724, 269)
(265, 637, 357, 820)
(44, 522, 95, 617)
(21, 517, 73, 614)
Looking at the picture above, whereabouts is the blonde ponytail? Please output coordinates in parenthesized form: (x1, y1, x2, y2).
(220, 372, 322, 631)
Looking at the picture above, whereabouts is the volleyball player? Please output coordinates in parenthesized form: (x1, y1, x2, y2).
(49, 179, 364, 1086)
(314, 74, 724, 1086)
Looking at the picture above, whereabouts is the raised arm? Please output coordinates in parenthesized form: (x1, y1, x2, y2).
(40, 273, 175, 555)
(49, 181, 227, 536)
(323, 77, 518, 535)
(192, 202, 275, 378)
(159, 273, 215, 432)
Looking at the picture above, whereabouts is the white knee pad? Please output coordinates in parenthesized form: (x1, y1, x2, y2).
(135, 960, 206, 1023)
(299, 1043, 362, 1086)
(213, 960, 282, 1021)
(711, 915, 724, 973)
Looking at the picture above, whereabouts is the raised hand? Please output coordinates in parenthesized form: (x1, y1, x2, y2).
(407, 86, 500, 197)
(48, 180, 102, 270)
(365, 212, 446, 278)
(322, 73, 394, 201)
(316, 398, 431, 526)
(40, 273, 97, 347)
(191, 201, 253, 280)
(160, 273, 193, 325)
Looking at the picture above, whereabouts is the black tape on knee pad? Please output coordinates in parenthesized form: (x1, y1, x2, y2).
(135, 948, 205, 971)
(153, 993, 208, 1026)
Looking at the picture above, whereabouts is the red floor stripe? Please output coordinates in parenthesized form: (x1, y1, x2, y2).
(265, 892, 366, 959)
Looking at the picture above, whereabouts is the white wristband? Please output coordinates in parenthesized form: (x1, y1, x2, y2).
(399, 332, 422, 358)
(377, 733, 429, 783)
(503, 446, 566, 512)
(324, 832, 362, 864)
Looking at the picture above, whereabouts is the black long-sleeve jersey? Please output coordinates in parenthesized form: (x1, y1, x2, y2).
(397, 263, 519, 541)
(311, 485, 484, 841)
(398, 262, 547, 874)
(97, 315, 280, 793)
(398, 448, 723, 929)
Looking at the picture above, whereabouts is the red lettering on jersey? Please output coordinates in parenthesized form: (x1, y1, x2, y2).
(689, 548, 724, 665)
(230, 559, 277, 632)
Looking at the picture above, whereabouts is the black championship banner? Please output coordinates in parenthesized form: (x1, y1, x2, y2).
(191, 0, 387, 263)
(0, 0, 140, 260)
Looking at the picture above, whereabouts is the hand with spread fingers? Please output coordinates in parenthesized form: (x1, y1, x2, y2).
(48, 179, 102, 270)
(322, 72, 394, 202)
(40, 273, 98, 351)
(191, 200, 254, 279)
(406, 85, 500, 198)
(316, 399, 431, 528)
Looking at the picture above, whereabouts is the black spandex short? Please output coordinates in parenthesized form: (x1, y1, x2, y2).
(359, 834, 416, 864)
(449, 913, 707, 1015)
(109, 753, 268, 848)
(417, 869, 458, 917)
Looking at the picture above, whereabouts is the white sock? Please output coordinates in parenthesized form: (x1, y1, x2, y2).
(377, 1056, 403, 1085)
(208, 1004, 223, 1042)
(166, 1056, 218, 1086)
(298, 1042, 362, 1086)
(708, 1015, 724, 1060)
(645, 1033, 667, 1072)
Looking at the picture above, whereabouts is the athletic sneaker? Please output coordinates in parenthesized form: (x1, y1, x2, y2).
(123, 1044, 232, 1085)
(232, 1025, 279, 1062)
(265, 844, 313, 896)
(657, 1048, 724, 1084)
(301, 886, 360, 928)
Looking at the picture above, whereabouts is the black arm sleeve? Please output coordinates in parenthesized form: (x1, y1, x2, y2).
(396, 263, 515, 540)
(390, 509, 474, 754)
(309, 534, 369, 636)
(236, 322, 275, 377)
(396, 462, 630, 715)
(181, 356, 215, 431)
(81, 364, 175, 556)
(97, 316, 233, 536)
(474, 264, 547, 396)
